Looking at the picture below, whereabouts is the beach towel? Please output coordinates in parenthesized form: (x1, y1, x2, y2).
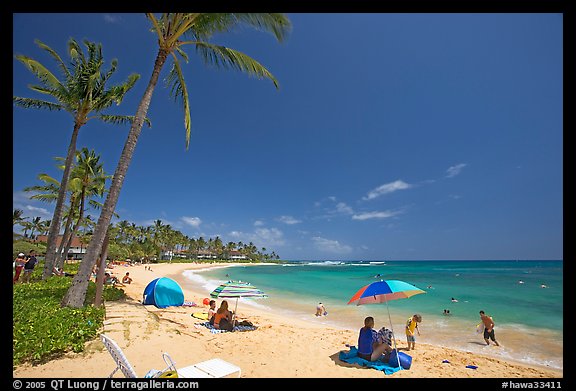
(196, 321, 257, 333)
(191, 312, 209, 320)
(338, 346, 402, 375)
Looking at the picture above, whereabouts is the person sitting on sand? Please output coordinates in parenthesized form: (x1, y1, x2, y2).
(105, 272, 125, 287)
(122, 272, 133, 284)
(357, 316, 393, 361)
(213, 300, 236, 331)
(52, 267, 75, 277)
(208, 300, 217, 325)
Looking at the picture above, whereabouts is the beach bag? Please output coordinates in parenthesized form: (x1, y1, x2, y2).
(145, 353, 180, 378)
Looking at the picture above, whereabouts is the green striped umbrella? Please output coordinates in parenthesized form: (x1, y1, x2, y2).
(210, 281, 268, 323)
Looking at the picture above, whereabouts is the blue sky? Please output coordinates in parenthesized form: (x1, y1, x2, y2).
(12, 13, 563, 260)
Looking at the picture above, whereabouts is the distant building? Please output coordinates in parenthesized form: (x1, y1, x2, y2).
(34, 235, 86, 260)
(228, 250, 248, 261)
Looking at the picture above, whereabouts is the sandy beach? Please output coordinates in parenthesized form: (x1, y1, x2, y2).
(13, 262, 563, 379)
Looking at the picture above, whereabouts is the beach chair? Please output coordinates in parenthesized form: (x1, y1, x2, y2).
(100, 334, 241, 378)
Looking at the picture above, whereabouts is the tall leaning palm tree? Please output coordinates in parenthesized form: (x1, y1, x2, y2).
(62, 13, 291, 308)
(14, 38, 145, 280)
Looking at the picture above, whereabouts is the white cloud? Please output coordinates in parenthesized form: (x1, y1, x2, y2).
(363, 180, 412, 200)
(229, 227, 285, 248)
(352, 210, 400, 221)
(277, 215, 302, 225)
(335, 202, 354, 215)
(312, 236, 353, 254)
(103, 14, 122, 23)
(13, 191, 53, 219)
(24, 205, 52, 218)
(181, 216, 202, 228)
(254, 220, 265, 227)
(314, 197, 355, 219)
(446, 163, 467, 178)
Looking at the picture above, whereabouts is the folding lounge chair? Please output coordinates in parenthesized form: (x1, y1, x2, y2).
(101, 334, 241, 378)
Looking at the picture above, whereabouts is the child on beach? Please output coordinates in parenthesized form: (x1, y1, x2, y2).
(405, 314, 422, 351)
(208, 300, 217, 325)
(315, 303, 327, 316)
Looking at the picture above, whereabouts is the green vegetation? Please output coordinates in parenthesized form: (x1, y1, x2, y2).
(12, 261, 125, 367)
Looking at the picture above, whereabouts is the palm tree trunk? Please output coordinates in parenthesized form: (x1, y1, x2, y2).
(56, 199, 79, 268)
(94, 226, 110, 307)
(59, 192, 86, 269)
(61, 49, 169, 308)
(43, 122, 82, 280)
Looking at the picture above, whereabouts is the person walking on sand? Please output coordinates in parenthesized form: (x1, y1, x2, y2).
(405, 314, 422, 350)
(479, 310, 500, 346)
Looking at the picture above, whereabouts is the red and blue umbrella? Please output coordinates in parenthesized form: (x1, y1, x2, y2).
(347, 280, 425, 306)
(347, 280, 425, 368)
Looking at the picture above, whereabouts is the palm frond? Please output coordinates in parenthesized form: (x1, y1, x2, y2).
(225, 13, 292, 42)
(98, 114, 152, 128)
(29, 193, 58, 203)
(13, 97, 64, 111)
(34, 39, 71, 80)
(146, 13, 167, 46)
(194, 42, 279, 89)
(166, 54, 191, 149)
(175, 46, 189, 63)
(37, 173, 61, 186)
(14, 55, 64, 91)
(183, 13, 290, 43)
(89, 200, 120, 219)
(67, 39, 85, 64)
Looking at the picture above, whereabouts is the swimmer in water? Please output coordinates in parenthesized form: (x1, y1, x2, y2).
(451, 297, 458, 302)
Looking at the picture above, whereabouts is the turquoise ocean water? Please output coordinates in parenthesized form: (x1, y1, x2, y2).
(181, 260, 563, 370)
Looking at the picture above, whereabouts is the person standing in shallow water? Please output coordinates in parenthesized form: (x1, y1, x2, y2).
(479, 310, 500, 346)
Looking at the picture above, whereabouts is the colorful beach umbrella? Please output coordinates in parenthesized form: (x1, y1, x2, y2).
(210, 280, 268, 324)
(347, 280, 425, 368)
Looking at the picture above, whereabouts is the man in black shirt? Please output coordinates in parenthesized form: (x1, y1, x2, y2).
(22, 250, 38, 283)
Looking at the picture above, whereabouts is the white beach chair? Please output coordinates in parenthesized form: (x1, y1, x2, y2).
(100, 334, 241, 378)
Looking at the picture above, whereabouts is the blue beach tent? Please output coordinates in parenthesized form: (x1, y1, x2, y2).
(142, 277, 184, 308)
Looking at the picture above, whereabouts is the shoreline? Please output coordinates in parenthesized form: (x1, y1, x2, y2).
(13, 262, 563, 378)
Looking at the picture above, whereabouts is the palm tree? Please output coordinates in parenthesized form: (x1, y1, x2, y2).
(28, 217, 43, 240)
(13, 209, 26, 228)
(55, 148, 110, 268)
(14, 38, 146, 280)
(62, 13, 291, 307)
(24, 149, 110, 268)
